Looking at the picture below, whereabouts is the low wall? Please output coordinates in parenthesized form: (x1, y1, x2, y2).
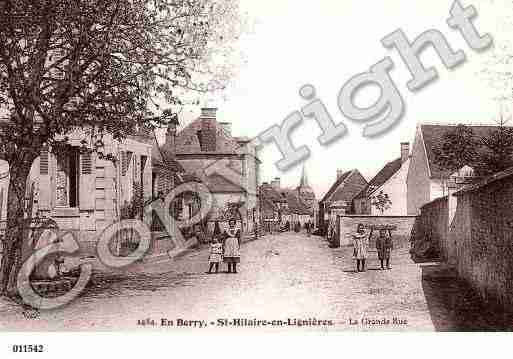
(337, 215, 417, 247)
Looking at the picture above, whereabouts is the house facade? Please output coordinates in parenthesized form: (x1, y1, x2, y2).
(259, 181, 286, 232)
(163, 107, 260, 233)
(319, 169, 368, 228)
(406, 124, 498, 215)
(5, 130, 155, 254)
(354, 143, 410, 216)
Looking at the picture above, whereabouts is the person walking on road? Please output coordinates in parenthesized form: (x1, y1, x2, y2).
(352, 223, 370, 272)
(223, 218, 241, 273)
(376, 228, 394, 270)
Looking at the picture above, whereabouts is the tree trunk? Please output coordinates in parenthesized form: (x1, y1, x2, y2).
(0, 161, 32, 297)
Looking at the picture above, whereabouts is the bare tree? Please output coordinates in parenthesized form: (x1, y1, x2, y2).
(0, 0, 243, 297)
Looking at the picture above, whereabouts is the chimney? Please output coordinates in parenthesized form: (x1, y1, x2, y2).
(201, 107, 217, 119)
(219, 122, 232, 136)
(337, 169, 344, 180)
(198, 107, 217, 152)
(271, 177, 281, 189)
(401, 142, 410, 163)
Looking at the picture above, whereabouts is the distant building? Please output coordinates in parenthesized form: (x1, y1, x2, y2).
(259, 181, 287, 232)
(407, 124, 497, 215)
(319, 169, 367, 227)
(260, 177, 312, 228)
(354, 143, 410, 216)
(296, 166, 318, 225)
(162, 107, 260, 233)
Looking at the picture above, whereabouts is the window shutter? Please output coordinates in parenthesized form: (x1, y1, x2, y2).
(39, 149, 52, 210)
(0, 188, 3, 221)
(79, 152, 95, 210)
(121, 151, 127, 176)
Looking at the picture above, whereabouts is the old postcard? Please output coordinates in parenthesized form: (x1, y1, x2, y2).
(0, 0, 512, 354)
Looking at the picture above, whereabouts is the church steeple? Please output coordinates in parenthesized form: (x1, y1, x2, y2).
(299, 165, 309, 188)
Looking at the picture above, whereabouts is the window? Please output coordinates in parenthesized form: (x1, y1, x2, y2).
(55, 148, 80, 208)
(242, 157, 247, 177)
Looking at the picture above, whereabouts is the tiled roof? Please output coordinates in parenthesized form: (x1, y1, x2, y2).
(320, 170, 352, 203)
(150, 131, 185, 173)
(260, 184, 287, 203)
(420, 124, 506, 179)
(280, 189, 312, 215)
(320, 169, 367, 204)
(355, 158, 403, 199)
(204, 173, 245, 193)
(167, 117, 240, 155)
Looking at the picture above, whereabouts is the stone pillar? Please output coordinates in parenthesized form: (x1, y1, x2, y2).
(447, 176, 474, 228)
(447, 176, 475, 265)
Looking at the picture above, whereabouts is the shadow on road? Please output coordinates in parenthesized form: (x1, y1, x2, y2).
(421, 262, 513, 331)
(80, 271, 197, 300)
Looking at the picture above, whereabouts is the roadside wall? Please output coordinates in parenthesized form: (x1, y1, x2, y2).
(411, 196, 448, 260)
(451, 178, 513, 310)
(414, 174, 513, 311)
(337, 215, 417, 247)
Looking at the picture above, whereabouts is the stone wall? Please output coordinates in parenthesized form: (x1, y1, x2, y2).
(450, 177, 513, 310)
(414, 173, 513, 312)
(337, 215, 417, 247)
(410, 196, 448, 260)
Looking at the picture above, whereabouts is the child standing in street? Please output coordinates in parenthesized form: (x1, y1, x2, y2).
(376, 229, 394, 270)
(207, 237, 223, 274)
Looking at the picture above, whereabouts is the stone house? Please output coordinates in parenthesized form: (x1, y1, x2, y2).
(318, 169, 367, 228)
(407, 123, 501, 215)
(354, 142, 410, 216)
(2, 129, 155, 256)
(259, 181, 286, 232)
(279, 189, 311, 227)
(262, 177, 313, 228)
(162, 107, 260, 233)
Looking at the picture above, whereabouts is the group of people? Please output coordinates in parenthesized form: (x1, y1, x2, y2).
(351, 223, 393, 272)
(206, 218, 241, 274)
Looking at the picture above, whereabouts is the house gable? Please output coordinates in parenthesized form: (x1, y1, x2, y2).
(407, 125, 432, 215)
(323, 170, 368, 205)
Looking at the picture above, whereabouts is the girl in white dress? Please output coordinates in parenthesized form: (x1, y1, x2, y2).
(223, 218, 241, 273)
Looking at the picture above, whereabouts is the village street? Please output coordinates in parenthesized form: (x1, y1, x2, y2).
(0, 233, 504, 331)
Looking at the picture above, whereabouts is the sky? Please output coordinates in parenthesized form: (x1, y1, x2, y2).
(2, 0, 512, 197)
(190, 0, 513, 198)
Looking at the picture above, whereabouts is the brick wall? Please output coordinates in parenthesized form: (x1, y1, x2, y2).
(337, 215, 417, 247)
